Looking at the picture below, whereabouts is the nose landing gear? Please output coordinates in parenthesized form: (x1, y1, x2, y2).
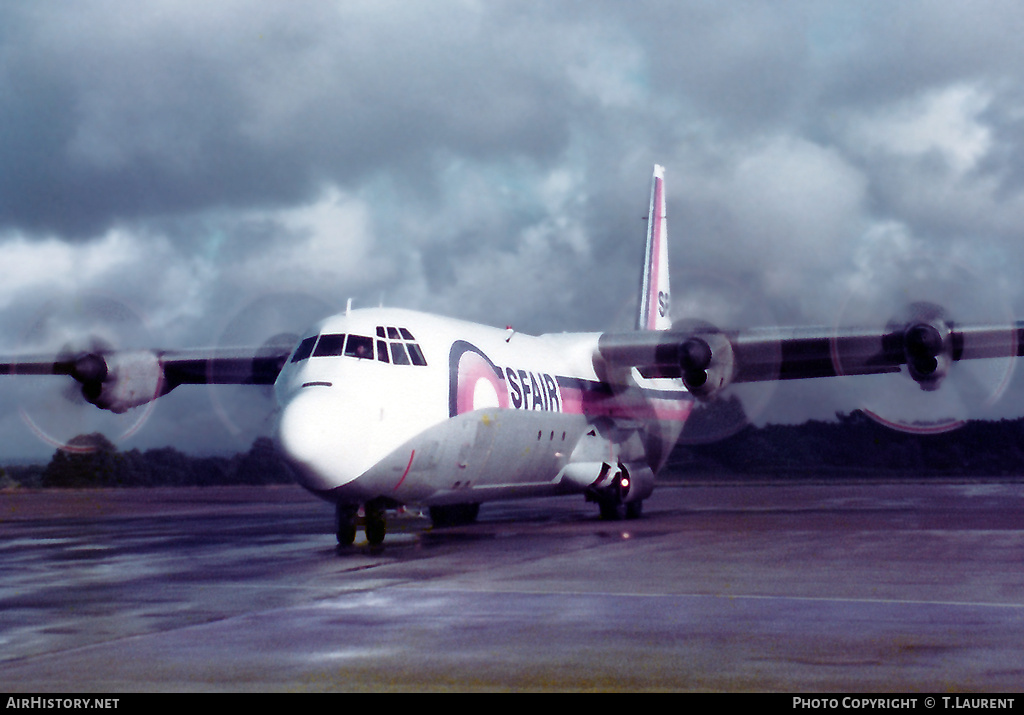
(364, 499, 387, 545)
(335, 498, 390, 546)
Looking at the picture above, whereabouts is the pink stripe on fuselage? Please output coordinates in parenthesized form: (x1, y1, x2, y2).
(559, 384, 692, 423)
(393, 450, 416, 491)
(647, 175, 663, 330)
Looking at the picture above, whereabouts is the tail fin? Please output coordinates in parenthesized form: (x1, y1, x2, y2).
(637, 164, 671, 331)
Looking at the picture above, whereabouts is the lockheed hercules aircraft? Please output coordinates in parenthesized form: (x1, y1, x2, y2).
(3, 166, 1022, 545)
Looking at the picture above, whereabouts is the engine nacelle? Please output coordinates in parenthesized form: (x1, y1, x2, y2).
(75, 350, 167, 413)
(890, 304, 954, 392)
(596, 320, 736, 399)
(677, 330, 735, 400)
(903, 321, 952, 391)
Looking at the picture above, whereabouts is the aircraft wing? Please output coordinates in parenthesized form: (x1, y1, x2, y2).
(0, 345, 291, 413)
(158, 347, 291, 385)
(598, 314, 1024, 398)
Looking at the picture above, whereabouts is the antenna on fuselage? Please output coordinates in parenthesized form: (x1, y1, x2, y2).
(346, 298, 352, 316)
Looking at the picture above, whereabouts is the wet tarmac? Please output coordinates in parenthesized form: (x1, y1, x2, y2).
(2, 479, 1024, 691)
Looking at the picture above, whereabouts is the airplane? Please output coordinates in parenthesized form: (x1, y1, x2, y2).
(3, 165, 1023, 546)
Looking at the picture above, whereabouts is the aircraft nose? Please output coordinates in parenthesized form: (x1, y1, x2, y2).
(276, 386, 361, 492)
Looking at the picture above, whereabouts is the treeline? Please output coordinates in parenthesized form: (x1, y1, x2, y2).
(0, 434, 295, 489)
(5, 410, 1024, 489)
(669, 409, 1024, 478)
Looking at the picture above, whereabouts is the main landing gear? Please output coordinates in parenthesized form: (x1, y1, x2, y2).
(335, 498, 390, 546)
(588, 466, 644, 521)
(597, 495, 643, 521)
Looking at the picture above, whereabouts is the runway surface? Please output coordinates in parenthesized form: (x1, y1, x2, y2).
(2, 479, 1024, 691)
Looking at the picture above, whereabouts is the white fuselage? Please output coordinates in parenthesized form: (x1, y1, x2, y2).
(274, 307, 693, 507)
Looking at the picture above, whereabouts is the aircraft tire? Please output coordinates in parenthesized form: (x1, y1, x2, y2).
(598, 498, 625, 521)
(335, 503, 358, 546)
(365, 500, 387, 545)
(625, 500, 643, 519)
(598, 497, 643, 520)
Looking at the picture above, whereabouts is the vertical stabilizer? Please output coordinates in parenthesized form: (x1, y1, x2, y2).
(637, 165, 671, 331)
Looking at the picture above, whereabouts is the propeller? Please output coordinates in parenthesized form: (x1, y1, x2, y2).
(15, 293, 156, 453)
(832, 262, 1016, 434)
(671, 270, 782, 444)
(208, 291, 334, 443)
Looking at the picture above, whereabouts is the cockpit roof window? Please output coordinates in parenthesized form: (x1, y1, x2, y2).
(407, 343, 427, 366)
(390, 342, 410, 365)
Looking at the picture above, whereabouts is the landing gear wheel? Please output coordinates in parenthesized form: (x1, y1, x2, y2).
(335, 503, 358, 546)
(594, 466, 643, 521)
(365, 499, 388, 546)
(625, 500, 643, 519)
(598, 498, 625, 521)
(598, 497, 643, 521)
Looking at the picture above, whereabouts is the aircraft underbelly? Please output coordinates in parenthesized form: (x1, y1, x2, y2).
(334, 408, 587, 505)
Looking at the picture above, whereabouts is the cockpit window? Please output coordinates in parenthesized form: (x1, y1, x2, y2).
(291, 328, 426, 367)
(344, 334, 374, 359)
(291, 335, 317, 363)
(313, 333, 346, 357)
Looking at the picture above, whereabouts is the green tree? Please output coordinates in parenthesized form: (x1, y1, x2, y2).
(42, 434, 128, 487)
(231, 437, 294, 484)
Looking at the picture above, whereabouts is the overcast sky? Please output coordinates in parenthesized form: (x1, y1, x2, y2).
(4, 1, 1024, 460)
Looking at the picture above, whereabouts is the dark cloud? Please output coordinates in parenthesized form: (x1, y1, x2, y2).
(0, 3, 578, 237)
